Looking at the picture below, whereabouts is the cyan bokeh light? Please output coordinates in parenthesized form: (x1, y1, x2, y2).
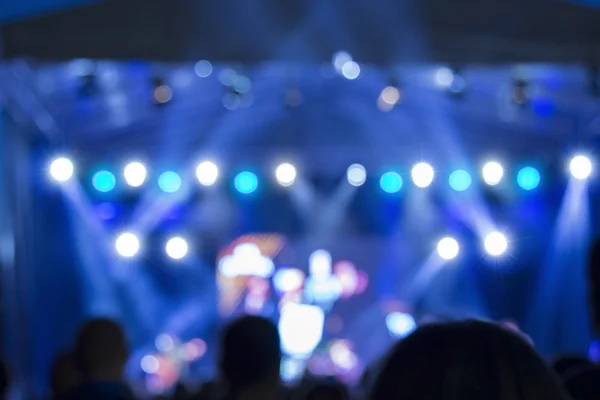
(235, 171, 258, 194)
(158, 171, 182, 193)
(449, 170, 472, 192)
(517, 167, 540, 190)
(92, 170, 116, 192)
(380, 172, 403, 193)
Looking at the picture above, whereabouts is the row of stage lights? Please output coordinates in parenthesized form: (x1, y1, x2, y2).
(49, 155, 594, 194)
(112, 231, 506, 260)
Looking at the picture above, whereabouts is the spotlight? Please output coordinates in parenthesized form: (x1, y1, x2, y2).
(49, 157, 74, 182)
(449, 170, 472, 192)
(166, 237, 189, 260)
(235, 171, 258, 194)
(482, 162, 504, 186)
(158, 171, 182, 193)
(196, 161, 219, 186)
(152, 77, 172, 105)
(380, 172, 403, 193)
(380, 86, 401, 106)
(437, 237, 460, 260)
(347, 164, 367, 187)
(341, 61, 360, 80)
(275, 163, 297, 187)
(411, 162, 434, 188)
(570, 155, 592, 180)
(435, 67, 465, 95)
(123, 162, 147, 187)
(92, 170, 116, 192)
(484, 232, 508, 257)
(435, 67, 454, 87)
(194, 60, 213, 78)
(517, 167, 540, 190)
(115, 232, 141, 258)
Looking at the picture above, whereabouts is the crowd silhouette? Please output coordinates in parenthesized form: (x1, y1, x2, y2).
(2, 238, 600, 400)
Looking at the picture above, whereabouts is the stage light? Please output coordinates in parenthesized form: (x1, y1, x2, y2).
(196, 161, 219, 186)
(92, 171, 116, 192)
(437, 237, 460, 260)
(49, 157, 74, 182)
(194, 60, 213, 78)
(141, 355, 159, 374)
(380, 86, 401, 106)
(449, 170, 472, 192)
(275, 163, 297, 187)
(115, 232, 140, 258)
(482, 162, 504, 186)
(158, 171, 182, 193)
(517, 167, 540, 190)
(124, 162, 147, 187)
(341, 61, 360, 80)
(166, 237, 189, 260)
(570, 155, 592, 180)
(411, 162, 434, 188)
(347, 164, 367, 186)
(435, 67, 454, 87)
(333, 51, 352, 71)
(235, 171, 258, 194)
(380, 172, 403, 193)
(484, 232, 508, 257)
(386, 312, 417, 338)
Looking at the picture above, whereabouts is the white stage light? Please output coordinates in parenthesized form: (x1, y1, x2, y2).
(347, 164, 367, 186)
(115, 232, 141, 258)
(166, 237, 189, 260)
(49, 157, 74, 182)
(437, 237, 460, 260)
(124, 162, 147, 187)
(482, 162, 504, 186)
(196, 161, 219, 186)
(275, 163, 297, 187)
(411, 162, 434, 188)
(570, 155, 592, 180)
(484, 232, 508, 257)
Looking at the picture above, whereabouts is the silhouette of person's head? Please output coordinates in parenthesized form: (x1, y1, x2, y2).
(304, 381, 349, 400)
(50, 352, 81, 397)
(371, 320, 568, 400)
(589, 238, 600, 335)
(74, 318, 128, 381)
(220, 315, 281, 393)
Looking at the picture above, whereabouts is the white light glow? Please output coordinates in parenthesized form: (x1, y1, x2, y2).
(482, 161, 504, 186)
(437, 237, 460, 260)
(435, 67, 454, 87)
(570, 155, 592, 180)
(141, 355, 159, 374)
(411, 162, 435, 188)
(341, 61, 361, 80)
(49, 157, 74, 182)
(115, 232, 141, 258)
(218, 243, 274, 278)
(196, 161, 219, 186)
(347, 164, 367, 186)
(386, 312, 417, 338)
(275, 163, 297, 187)
(166, 237, 189, 260)
(484, 232, 508, 257)
(279, 303, 325, 357)
(124, 162, 147, 187)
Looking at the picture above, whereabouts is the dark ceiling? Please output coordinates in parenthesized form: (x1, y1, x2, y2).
(3, 0, 600, 63)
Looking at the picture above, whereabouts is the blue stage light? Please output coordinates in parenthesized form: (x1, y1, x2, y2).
(380, 172, 403, 193)
(158, 171, 182, 193)
(92, 170, 116, 192)
(449, 170, 472, 192)
(517, 167, 540, 190)
(235, 171, 258, 194)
